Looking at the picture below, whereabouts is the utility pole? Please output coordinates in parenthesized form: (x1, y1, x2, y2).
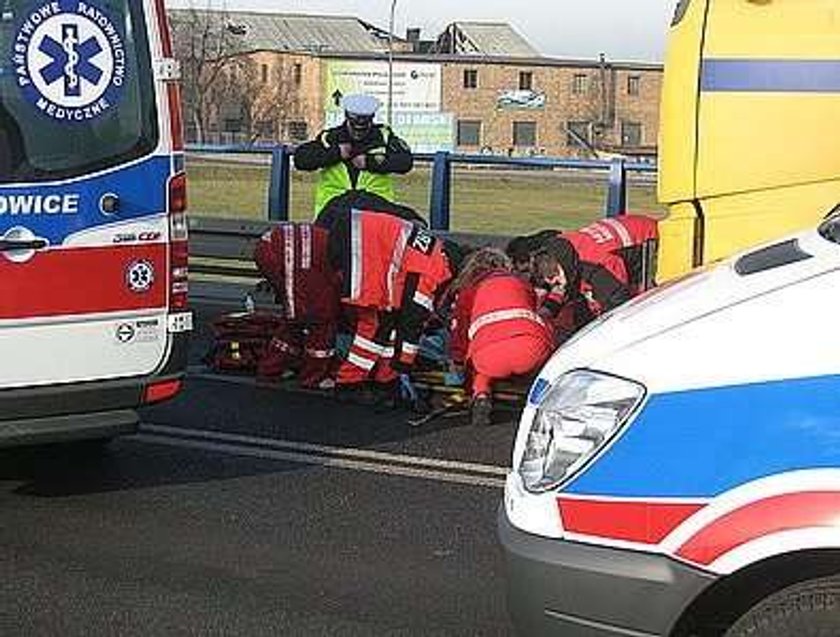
(388, 0, 397, 125)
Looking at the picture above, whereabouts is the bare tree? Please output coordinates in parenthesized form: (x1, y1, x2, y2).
(169, 4, 247, 143)
(227, 59, 301, 144)
(170, 6, 302, 145)
(565, 60, 619, 159)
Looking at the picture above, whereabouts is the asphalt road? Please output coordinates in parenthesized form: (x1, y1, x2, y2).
(0, 309, 521, 636)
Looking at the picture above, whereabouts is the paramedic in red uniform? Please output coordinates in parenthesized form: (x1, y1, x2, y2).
(507, 214, 659, 294)
(253, 223, 341, 389)
(449, 249, 554, 426)
(327, 209, 457, 393)
(573, 214, 659, 293)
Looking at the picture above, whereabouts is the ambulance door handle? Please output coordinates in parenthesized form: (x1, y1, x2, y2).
(0, 238, 48, 252)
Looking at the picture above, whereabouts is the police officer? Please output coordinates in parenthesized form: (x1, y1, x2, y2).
(294, 94, 416, 224)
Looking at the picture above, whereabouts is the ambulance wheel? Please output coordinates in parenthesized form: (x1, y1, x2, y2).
(725, 575, 840, 637)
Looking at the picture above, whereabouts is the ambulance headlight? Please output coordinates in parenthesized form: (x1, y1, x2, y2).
(518, 371, 645, 493)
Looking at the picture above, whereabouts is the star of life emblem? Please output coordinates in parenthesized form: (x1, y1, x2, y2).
(126, 260, 154, 293)
(10, 0, 126, 121)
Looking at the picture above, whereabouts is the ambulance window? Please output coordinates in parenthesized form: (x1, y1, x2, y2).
(0, 0, 157, 183)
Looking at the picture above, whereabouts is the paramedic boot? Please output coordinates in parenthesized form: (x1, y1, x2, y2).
(335, 382, 376, 406)
(471, 393, 493, 427)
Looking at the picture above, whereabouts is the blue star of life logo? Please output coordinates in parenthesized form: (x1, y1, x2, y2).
(38, 24, 104, 98)
(10, 0, 127, 122)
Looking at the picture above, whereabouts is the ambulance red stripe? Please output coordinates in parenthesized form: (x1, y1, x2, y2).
(0, 245, 166, 319)
(557, 497, 704, 544)
(675, 491, 840, 566)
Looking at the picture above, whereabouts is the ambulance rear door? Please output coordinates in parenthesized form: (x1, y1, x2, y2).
(0, 0, 174, 390)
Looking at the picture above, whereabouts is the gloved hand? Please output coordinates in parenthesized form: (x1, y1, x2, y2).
(351, 154, 367, 170)
(398, 374, 418, 404)
(443, 362, 465, 387)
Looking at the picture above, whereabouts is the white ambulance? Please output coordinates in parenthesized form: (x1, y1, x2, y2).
(500, 211, 840, 636)
(0, 0, 191, 446)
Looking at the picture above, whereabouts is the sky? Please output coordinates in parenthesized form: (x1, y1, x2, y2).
(169, 0, 679, 63)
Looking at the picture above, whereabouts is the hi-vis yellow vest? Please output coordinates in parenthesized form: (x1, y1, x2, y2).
(313, 128, 396, 216)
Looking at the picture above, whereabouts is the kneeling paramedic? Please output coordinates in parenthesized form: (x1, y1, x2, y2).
(507, 214, 659, 295)
(448, 248, 555, 427)
(508, 227, 635, 340)
(328, 209, 459, 394)
(253, 223, 341, 389)
(573, 214, 659, 294)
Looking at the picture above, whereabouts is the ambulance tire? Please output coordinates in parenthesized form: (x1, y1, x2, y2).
(725, 575, 840, 637)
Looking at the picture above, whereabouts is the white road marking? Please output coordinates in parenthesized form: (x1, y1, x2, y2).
(133, 432, 505, 489)
(141, 423, 508, 476)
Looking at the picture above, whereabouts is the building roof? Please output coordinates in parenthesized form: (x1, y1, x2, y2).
(168, 10, 395, 55)
(436, 22, 540, 58)
(320, 51, 663, 73)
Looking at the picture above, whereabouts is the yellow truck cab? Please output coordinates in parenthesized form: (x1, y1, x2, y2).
(657, 0, 840, 280)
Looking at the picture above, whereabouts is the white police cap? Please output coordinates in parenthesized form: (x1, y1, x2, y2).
(342, 93, 380, 117)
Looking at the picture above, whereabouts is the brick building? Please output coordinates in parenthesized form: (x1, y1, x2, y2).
(170, 10, 662, 159)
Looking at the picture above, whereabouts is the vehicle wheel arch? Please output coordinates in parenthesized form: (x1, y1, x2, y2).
(671, 549, 840, 637)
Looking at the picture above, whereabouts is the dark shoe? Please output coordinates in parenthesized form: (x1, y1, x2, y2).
(471, 393, 493, 427)
(371, 380, 400, 412)
(335, 383, 375, 406)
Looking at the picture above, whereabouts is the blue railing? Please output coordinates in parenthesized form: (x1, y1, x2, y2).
(186, 144, 658, 229)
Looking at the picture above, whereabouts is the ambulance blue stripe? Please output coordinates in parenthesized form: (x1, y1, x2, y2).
(701, 59, 840, 93)
(0, 156, 170, 244)
(566, 374, 840, 498)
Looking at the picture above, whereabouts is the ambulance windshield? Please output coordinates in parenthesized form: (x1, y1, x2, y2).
(0, 0, 157, 183)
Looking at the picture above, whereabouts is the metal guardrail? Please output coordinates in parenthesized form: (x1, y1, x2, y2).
(186, 144, 657, 229)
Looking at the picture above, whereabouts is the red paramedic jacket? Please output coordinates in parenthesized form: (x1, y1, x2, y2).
(576, 214, 659, 255)
(253, 224, 341, 323)
(451, 271, 553, 365)
(334, 209, 453, 369)
(563, 230, 630, 286)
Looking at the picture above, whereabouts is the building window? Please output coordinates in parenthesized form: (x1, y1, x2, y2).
(513, 121, 537, 147)
(287, 121, 308, 142)
(223, 117, 243, 133)
(572, 73, 588, 95)
(519, 71, 533, 91)
(293, 63, 302, 86)
(566, 120, 592, 148)
(621, 121, 642, 147)
(457, 120, 481, 146)
(255, 120, 276, 139)
(260, 64, 268, 84)
(463, 69, 478, 89)
(627, 75, 640, 96)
